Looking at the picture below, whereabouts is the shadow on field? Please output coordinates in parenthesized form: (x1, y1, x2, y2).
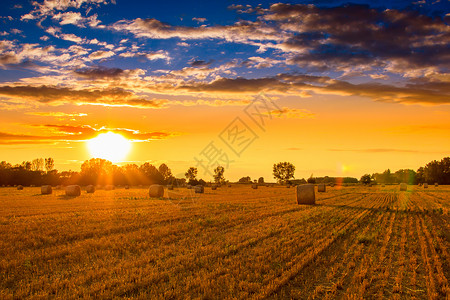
(57, 195, 79, 200)
(315, 203, 445, 216)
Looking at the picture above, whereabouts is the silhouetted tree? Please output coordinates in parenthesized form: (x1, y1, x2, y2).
(273, 162, 295, 184)
(307, 174, 316, 184)
(45, 158, 54, 173)
(31, 158, 44, 172)
(360, 174, 371, 185)
(185, 167, 198, 182)
(158, 163, 174, 183)
(213, 166, 225, 184)
(140, 163, 164, 184)
(238, 176, 251, 183)
(80, 158, 113, 185)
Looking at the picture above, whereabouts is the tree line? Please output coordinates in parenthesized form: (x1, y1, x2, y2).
(0, 158, 227, 187)
(0, 156, 448, 187)
(360, 157, 450, 185)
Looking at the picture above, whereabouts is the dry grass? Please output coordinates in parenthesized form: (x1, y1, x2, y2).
(0, 184, 448, 299)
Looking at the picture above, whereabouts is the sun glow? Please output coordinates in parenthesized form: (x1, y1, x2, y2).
(87, 132, 131, 162)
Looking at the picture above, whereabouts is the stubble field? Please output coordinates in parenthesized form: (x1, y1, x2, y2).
(0, 184, 449, 299)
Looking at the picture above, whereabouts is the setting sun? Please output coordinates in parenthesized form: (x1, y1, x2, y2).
(87, 132, 131, 162)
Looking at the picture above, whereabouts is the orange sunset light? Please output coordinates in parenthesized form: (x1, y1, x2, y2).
(87, 132, 132, 163)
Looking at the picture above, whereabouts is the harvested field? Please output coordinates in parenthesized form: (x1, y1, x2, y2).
(0, 185, 448, 299)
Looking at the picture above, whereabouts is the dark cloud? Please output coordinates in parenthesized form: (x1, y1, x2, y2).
(74, 66, 124, 78)
(189, 60, 213, 67)
(267, 3, 450, 71)
(176, 73, 450, 105)
(0, 85, 168, 108)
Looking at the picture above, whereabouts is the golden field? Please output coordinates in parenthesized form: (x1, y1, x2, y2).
(0, 185, 449, 299)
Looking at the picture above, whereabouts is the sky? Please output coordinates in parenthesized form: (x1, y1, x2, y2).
(0, 0, 449, 181)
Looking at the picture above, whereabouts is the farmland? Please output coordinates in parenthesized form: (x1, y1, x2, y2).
(0, 185, 449, 299)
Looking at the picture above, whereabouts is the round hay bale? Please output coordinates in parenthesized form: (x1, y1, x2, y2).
(167, 185, 174, 190)
(211, 185, 217, 190)
(435, 182, 439, 187)
(65, 185, 81, 197)
(149, 184, 164, 197)
(41, 185, 52, 195)
(105, 185, 115, 191)
(86, 185, 95, 193)
(423, 183, 428, 188)
(124, 185, 130, 190)
(251, 184, 258, 189)
(297, 184, 315, 205)
(400, 183, 407, 191)
(17, 185, 23, 190)
(194, 186, 204, 194)
(318, 184, 326, 193)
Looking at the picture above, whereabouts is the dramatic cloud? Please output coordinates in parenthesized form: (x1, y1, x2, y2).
(265, 3, 450, 73)
(26, 112, 88, 118)
(112, 18, 282, 43)
(22, 0, 112, 20)
(74, 66, 124, 78)
(0, 124, 176, 144)
(112, 4, 449, 79)
(119, 50, 170, 62)
(52, 12, 102, 27)
(88, 50, 115, 60)
(0, 85, 168, 108)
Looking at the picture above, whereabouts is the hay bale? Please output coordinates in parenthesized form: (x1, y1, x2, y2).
(318, 184, 326, 192)
(105, 185, 115, 191)
(65, 185, 81, 197)
(167, 185, 173, 190)
(41, 185, 52, 195)
(435, 183, 438, 187)
(211, 185, 217, 190)
(252, 184, 258, 189)
(86, 185, 95, 193)
(195, 186, 204, 193)
(423, 183, 428, 188)
(149, 185, 164, 197)
(124, 185, 130, 190)
(228, 184, 231, 187)
(297, 184, 315, 205)
(400, 183, 407, 191)
(17, 185, 23, 190)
